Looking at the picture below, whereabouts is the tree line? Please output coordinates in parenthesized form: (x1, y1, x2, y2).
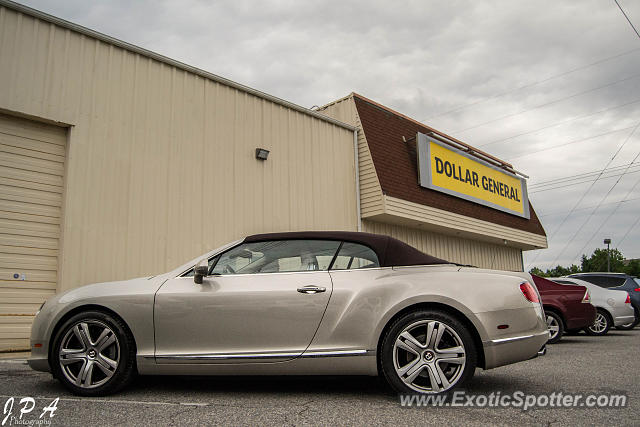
(529, 248, 640, 278)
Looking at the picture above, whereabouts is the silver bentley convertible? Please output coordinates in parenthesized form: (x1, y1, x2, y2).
(29, 231, 548, 396)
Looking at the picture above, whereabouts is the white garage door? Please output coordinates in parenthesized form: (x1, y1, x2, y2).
(0, 113, 66, 351)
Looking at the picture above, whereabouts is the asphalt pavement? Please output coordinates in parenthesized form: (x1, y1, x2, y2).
(1, 329, 637, 426)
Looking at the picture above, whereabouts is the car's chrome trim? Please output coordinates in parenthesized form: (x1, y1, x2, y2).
(487, 334, 535, 345)
(149, 349, 369, 361)
(300, 349, 369, 358)
(153, 352, 301, 360)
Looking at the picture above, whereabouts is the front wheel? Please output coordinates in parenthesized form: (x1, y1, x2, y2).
(380, 310, 477, 394)
(545, 310, 564, 344)
(584, 309, 611, 336)
(51, 311, 136, 396)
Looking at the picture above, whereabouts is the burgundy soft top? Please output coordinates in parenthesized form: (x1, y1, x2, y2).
(243, 231, 450, 267)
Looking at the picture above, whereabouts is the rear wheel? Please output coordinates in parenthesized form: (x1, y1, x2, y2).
(584, 309, 611, 336)
(51, 311, 136, 396)
(380, 309, 477, 394)
(545, 311, 564, 344)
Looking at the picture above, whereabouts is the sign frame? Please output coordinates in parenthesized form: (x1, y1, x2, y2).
(417, 132, 530, 219)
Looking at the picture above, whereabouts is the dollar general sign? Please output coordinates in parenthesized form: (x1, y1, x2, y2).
(417, 133, 530, 219)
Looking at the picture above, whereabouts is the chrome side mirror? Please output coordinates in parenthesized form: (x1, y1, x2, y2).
(193, 260, 209, 284)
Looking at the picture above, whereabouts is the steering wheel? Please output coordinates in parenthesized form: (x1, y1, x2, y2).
(223, 264, 236, 274)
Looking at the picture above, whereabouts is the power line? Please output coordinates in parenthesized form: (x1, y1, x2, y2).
(618, 211, 640, 246)
(530, 162, 640, 188)
(506, 125, 636, 161)
(422, 47, 640, 122)
(530, 169, 640, 194)
(477, 98, 640, 148)
(614, 0, 640, 40)
(570, 173, 640, 264)
(538, 196, 640, 217)
(525, 122, 640, 269)
(549, 123, 640, 267)
(451, 73, 640, 134)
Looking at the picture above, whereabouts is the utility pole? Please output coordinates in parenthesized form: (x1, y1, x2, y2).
(604, 238, 611, 272)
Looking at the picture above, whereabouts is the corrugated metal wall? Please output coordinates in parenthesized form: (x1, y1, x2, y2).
(362, 220, 523, 271)
(318, 97, 384, 217)
(0, 5, 357, 294)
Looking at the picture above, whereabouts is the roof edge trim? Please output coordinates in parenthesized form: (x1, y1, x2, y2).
(0, 0, 355, 132)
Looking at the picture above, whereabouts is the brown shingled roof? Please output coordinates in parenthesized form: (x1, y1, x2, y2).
(353, 94, 546, 236)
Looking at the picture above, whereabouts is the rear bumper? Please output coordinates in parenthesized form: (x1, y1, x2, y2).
(482, 329, 549, 369)
(531, 345, 547, 358)
(613, 314, 636, 326)
(565, 303, 597, 330)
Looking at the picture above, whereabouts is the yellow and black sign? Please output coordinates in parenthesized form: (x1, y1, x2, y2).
(417, 133, 529, 218)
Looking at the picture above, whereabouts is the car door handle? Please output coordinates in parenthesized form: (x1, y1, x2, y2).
(297, 285, 326, 294)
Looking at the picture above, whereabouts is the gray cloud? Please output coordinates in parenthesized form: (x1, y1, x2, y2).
(21, 0, 640, 269)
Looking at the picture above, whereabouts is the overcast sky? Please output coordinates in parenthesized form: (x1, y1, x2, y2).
(20, 0, 640, 270)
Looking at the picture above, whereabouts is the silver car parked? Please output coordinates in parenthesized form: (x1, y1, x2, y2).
(29, 231, 548, 396)
(551, 277, 635, 335)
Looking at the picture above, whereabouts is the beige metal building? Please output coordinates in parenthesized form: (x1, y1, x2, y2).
(0, 1, 546, 351)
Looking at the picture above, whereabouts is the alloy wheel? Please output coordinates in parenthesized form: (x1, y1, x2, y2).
(588, 312, 608, 334)
(58, 320, 120, 389)
(546, 315, 560, 340)
(392, 319, 466, 393)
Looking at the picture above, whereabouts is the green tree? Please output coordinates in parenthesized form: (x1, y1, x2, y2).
(529, 267, 546, 277)
(581, 248, 625, 272)
(528, 264, 580, 277)
(624, 259, 640, 277)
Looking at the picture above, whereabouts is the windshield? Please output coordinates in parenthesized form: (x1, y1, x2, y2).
(172, 240, 243, 276)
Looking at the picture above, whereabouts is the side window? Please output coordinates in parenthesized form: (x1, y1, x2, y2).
(584, 276, 624, 288)
(609, 277, 627, 287)
(331, 242, 380, 270)
(211, 240, 341, 275)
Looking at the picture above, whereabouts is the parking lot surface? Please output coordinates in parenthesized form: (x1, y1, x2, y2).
(1, 329, 637, 426)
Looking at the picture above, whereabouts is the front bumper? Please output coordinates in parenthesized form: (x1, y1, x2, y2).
(482, 329, 549, 369)
(27, 308, 52, 373)
(27, 356, 50, 372)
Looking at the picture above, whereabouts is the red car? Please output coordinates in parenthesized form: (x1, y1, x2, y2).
(531, 274, 596, 343)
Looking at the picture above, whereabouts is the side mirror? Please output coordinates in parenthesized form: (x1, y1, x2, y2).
(194, 262, 209, 284)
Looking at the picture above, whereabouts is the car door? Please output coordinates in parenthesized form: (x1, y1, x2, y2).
(153, 239, 340, 363)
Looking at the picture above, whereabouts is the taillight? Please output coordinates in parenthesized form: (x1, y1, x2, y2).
(520, 281, 539, 303)
(626, 293, 631, 304)
(634, 288, 640, 292)
(582, 290, 590, 303)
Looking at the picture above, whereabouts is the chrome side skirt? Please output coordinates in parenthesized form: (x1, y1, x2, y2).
(150, 349, 368, 362)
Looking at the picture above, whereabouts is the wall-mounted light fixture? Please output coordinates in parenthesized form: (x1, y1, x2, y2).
(255, 148, 270, 161)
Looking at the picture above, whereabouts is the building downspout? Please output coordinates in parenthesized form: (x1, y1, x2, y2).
(353, 129, 362, 232)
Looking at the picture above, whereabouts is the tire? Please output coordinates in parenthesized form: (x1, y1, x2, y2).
(584, 309, 611, 336)
(380, 309, 477, 394)
(51, 310, 136, 396)
(545, 310, 564, 344)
